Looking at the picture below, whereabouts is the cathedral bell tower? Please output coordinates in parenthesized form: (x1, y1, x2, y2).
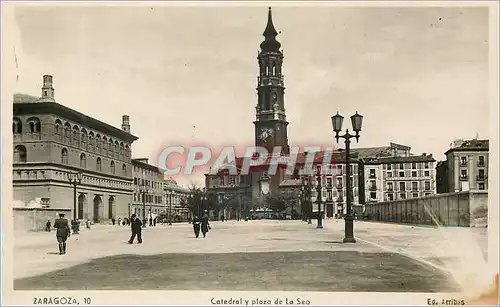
(254, 7, 290, 156)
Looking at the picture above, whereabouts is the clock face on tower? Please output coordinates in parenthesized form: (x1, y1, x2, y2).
(259, 127, 274, 142)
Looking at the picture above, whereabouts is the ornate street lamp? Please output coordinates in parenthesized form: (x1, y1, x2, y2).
(187, 194, 194, 222)
(201, 187, 207, 217)
(301, 178, 313, 224)
(139, 184, 151, 227)
(166, 191, 173, 225)
(315, 167, 324, 229)
(331, 111, 363, 243)
(67, 171, 83, 234)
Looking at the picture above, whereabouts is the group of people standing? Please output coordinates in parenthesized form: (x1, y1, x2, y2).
(192, 210, 210, 238)
(51, 209, 214, 254)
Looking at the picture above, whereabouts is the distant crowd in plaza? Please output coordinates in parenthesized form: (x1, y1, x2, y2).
(46, 209, 222, 254)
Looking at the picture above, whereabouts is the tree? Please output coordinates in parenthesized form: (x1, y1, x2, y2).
(266, 193, 286, 213)
(186, 183, 203, 216)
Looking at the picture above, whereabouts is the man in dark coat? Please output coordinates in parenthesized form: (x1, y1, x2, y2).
(192, 216, 201, 238)
(53, 213, 70, 255)
(128, 214, 143, 244)
(201, 211, 210, 238)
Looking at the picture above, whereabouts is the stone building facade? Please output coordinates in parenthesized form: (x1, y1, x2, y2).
(436, 139, 489, 193)
(362, 154, 436, 203)
(12, 75, 138, 222)
(164, 178, 191, 219)
(131, 158, 167, 220)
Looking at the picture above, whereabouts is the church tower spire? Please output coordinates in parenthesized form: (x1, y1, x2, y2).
(254, 7, 289, 155)
(260, 7, 281, 53)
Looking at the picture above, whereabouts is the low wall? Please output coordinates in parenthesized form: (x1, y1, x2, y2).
(364, 191, 488, 227)
(13, 207, 72, 232)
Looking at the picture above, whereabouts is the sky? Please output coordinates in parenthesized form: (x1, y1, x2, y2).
(11, 3, 490, 186)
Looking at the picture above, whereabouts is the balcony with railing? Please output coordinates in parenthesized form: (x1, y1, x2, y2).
(369, 185, 377, 191)
(477, 161, 486, 167)
(476, 175, 486, 182)
(369, 173, 376, 179)
(459, 175, 468, 181)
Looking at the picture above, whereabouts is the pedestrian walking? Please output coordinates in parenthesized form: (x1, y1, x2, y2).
(53, 213, 70, 255)
(85, 219, 91, 229)
(201, 210, 210, 238)
(128, 214, 143, 244)
(45, 220, 51, 232)
(112, 218, 116, 226)
(193, 216, 201, 238)
(117, 217, 122, 226)
(153, 217, 157, 227)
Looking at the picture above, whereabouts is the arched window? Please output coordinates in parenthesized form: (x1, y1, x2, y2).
(272, 65, 276, 76)
(72, 125, 80, 146)
(114, 141, 119, 158)
(119, 142, 124, 160)
(64, 123, 71, 143)
(14, 145, 27, 163)
(110, 161, 115, 174)
(89, 132, 95, 151)
(54, 119, 62, 135)
(109, 139, 113, 156)
(102, 136, 108, 154)
(61, 148, 68, 164)
(122, 164, 127, 176)
(81, 129, 88, 149)
(124, 145, 130, 159)
(27, 117, 41, 133)
(12, 118, 22, 134)
(80, 153, 86, 168)
(96, 134, 101, 153)
(96, 157, 102, 171)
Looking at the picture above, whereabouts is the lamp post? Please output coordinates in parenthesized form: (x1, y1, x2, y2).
(128, 203, 131, 222)
(299, 189, 306, 221)
(187, 194, 194, 222)
(331, 111, 363, 243)
(200, 187, 204, 216)
(168, 191, 173, 225)
(139, 184, 150, 228)
(305, 179, 313, 224)
(315, 167, 323, 229)
(67, 171, 83, 234)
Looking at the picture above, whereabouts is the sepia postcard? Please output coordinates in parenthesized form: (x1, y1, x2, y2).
(1, 1, 499, 306)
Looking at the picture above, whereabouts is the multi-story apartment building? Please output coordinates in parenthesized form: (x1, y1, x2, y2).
(293, 143, 436, 218)
(436, 139, 489, 193)
(131, 158, 167, 220)
(13, 75, 138, 222)
(164, 178, 191, 219)
(362, 154, 436, 203)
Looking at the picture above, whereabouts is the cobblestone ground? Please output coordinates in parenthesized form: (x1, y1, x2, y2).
(12, 219, 487, 292)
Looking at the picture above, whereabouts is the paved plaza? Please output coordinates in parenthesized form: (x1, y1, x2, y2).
(13, 220, 487, 292)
